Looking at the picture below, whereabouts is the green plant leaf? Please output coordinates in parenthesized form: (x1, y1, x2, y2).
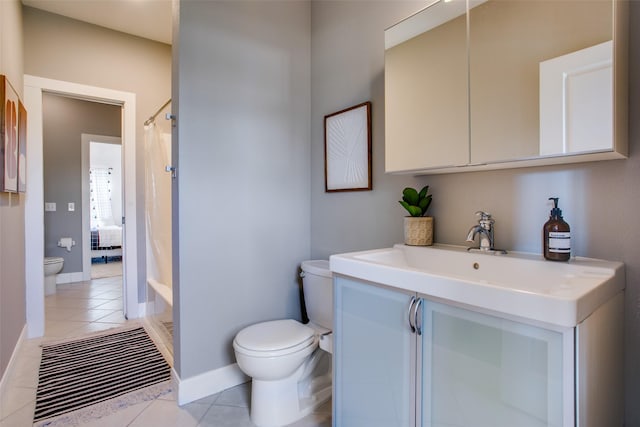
(418, 185, 429, 200)
(418, 195, 432, 215)
(408, 206, 423, 216)
(400, 201, 422, 216)
(402, 187, 419, 206)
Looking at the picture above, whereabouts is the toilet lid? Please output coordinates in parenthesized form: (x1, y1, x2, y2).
(234, 319, 315, 355)
(44, 257, 64, 265)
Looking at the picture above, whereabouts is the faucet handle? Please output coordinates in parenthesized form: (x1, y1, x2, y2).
(475, 211, 492, 221)
(475, 211, 494, 229)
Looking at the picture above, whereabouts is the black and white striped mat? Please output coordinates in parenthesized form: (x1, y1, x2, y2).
(34, 326, 171, 423)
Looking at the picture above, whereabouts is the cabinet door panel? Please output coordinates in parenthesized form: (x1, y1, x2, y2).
(469, 0, 613, 164)
(334, 277, 416, 427)
(421, 301, 573, 427)
(385, 1, 468, 172)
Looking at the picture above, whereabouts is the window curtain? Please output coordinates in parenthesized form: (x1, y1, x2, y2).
(90, 168, 114, 228)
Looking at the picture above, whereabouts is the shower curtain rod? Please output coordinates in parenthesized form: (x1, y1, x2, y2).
(144, 98, 172, 126)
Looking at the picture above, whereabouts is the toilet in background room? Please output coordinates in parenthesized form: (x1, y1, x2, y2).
(44, 257, 64, 295)
(233, 260, 333, 427)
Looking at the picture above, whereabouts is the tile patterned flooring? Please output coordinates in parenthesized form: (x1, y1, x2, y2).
(0, 276, 332, 426)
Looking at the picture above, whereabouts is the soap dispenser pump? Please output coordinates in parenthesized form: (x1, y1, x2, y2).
(543, 197, 571, 261)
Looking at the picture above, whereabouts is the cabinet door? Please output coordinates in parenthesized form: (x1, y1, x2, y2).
(469, 0, 614, 164)
(334, 276, 416, 427)
(420, 300, 574, 427)
(384, 0, 469, 173)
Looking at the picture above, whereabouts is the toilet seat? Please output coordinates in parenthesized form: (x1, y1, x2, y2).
(44, 257, 64, 265)
(234, 319, 316, 358)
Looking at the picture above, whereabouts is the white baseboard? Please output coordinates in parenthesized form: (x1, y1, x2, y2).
(137, 302, 147, 318)
(173, 363, 249, 406)
(56, 271, 84, 284)
(0, 325, 27, 397)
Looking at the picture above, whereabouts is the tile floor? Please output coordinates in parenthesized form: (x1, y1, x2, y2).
(0, 276, 332, 426)
(90, 259, 122, 280)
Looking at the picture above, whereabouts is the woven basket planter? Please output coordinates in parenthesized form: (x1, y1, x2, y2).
(403, 216, 434, 246)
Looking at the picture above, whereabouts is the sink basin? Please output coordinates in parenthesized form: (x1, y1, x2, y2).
(329, 244, 624, 327)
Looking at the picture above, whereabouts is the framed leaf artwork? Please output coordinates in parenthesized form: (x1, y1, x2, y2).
(324, 102, 372, 192)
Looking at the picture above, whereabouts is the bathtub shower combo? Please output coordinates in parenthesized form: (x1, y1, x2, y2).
(144, 99, 174, 354)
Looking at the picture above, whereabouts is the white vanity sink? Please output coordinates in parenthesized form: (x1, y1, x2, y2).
(330, 244, 624, 327)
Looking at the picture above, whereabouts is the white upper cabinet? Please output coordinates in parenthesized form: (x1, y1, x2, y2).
(385, 0, 469, 172)
(385, 0, 628, 175)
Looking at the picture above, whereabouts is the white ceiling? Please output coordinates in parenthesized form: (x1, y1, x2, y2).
(22, 0, 172, 45)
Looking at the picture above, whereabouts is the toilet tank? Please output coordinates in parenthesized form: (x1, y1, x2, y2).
(301, 260, 333, 330)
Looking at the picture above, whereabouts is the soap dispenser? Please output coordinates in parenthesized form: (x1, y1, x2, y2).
(543, 197, 571, 261)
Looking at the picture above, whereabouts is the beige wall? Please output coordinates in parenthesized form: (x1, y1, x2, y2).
(0, 0, 25, 379)
(23, 7, 172, 300)
(311, 1, 640, 424)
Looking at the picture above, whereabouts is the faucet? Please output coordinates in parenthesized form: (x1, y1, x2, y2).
(466, 211, 507, 254)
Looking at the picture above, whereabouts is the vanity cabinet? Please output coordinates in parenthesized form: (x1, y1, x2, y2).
(333, 275, 624, 427)
(384, 0, 628, 174)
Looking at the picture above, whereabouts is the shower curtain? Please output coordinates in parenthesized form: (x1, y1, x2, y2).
(144, 117, 172, 292)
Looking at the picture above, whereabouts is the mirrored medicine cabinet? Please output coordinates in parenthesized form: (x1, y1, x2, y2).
(385, 0, 629, 174)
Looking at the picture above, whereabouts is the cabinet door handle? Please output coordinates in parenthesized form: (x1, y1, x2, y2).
(407, 296, 417, 333)
(414, 298, 423, 336)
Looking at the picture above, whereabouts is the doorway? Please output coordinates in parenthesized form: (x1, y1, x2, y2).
(24, 75, 138, 338)
(81, 135, 124, 281)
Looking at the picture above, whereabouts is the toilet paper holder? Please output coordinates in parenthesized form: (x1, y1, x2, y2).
(57, 237, 76, 252)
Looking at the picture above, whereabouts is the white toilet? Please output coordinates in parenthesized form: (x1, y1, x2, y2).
(44, 257, 64, 295)
(233, 260, 333, 427)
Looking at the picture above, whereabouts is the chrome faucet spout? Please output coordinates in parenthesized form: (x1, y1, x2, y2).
(467, 225, 491, 251)
(466, 225, 483, 243)
(466, 211, 506, 253)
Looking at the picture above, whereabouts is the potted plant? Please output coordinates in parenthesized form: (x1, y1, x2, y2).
(399, 185, 434, 246)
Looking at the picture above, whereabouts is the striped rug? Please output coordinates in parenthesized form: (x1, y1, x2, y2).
(34, 326, 171, 425)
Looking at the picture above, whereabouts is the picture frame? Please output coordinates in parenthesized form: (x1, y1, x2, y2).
(1, 75, 20, 193)
(324, 101, 372, 192)
(18, 100, 27, 193)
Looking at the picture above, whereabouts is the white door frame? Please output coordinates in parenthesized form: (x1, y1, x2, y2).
(24, 75, 139, 338)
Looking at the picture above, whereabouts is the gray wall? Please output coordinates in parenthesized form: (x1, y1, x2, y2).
(174, 0, 311, 379)
(42, 94, 121, 272)
(311, 1, 426, 256)
(24, 7, 171, 299)
(310, 1, 640, 424)
(0, 0, 25, 380)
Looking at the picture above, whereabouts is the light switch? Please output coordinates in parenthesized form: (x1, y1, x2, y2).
(45, 202, 56, 212)
(68, 202, 75, 212)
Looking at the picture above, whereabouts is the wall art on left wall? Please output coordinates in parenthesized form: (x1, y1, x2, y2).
(0, 75, 24, 193)
(18, 100, 27, 193)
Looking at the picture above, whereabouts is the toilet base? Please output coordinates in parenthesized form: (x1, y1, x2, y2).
(251, 378, 330, 427)
(44, 275, 57, 295)
(249, 350, 331, 427)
